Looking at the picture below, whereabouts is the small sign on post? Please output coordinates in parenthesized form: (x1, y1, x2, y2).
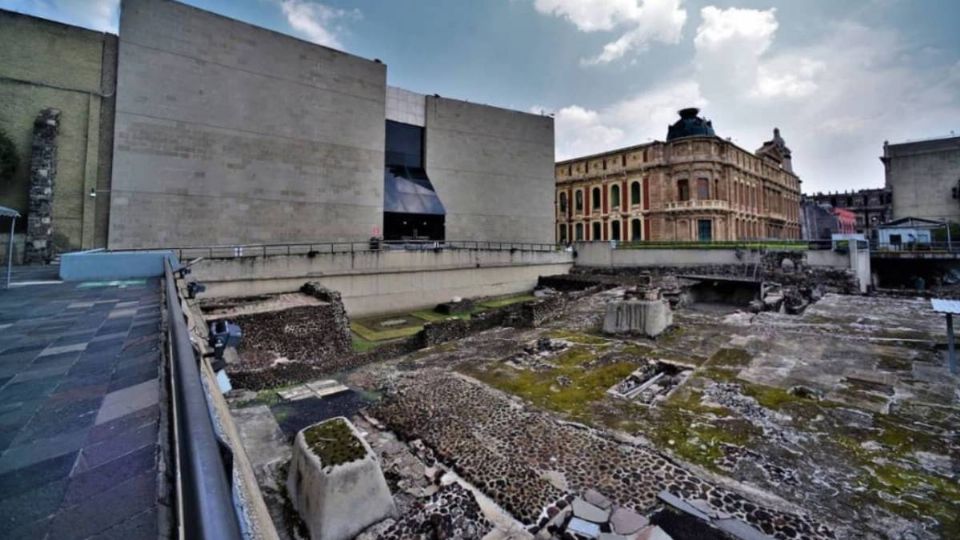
(930, 298, 960, 375)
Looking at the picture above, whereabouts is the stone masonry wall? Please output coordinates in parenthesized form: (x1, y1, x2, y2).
(24, 108, 59, 263)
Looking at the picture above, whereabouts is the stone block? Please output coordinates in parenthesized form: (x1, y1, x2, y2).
(603, 300, 672, 337)
(287, 417, 395, 540)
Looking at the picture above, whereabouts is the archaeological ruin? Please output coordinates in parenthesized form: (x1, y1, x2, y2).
(192, 241, 960, 540)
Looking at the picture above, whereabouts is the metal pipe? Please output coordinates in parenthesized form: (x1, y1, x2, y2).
(5, 217, 14, 288)
(164, 260, 242, 539)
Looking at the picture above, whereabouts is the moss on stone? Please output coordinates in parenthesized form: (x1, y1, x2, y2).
(546, 330, 611, 346)
(303, 418, 366, 468)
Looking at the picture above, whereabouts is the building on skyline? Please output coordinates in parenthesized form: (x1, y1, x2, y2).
(882, 135, 960, 224)
(0, 0, 556, 257)
(805, 187, 892, 238)
(554, 108, 802, 243)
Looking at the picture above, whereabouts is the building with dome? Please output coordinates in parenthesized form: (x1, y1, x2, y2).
(553, 108, 802, 243)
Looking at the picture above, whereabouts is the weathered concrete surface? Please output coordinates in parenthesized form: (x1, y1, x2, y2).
(425, 96, 555, 243)
(190, 249, 573, 316)
(109, 0, 386, 248)
(603, 299, 672, 337)
(884, 136, 960, 222)
(287, 417, 395, 540)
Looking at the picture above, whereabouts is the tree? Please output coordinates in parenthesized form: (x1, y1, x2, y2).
(0, 129, 18, 185)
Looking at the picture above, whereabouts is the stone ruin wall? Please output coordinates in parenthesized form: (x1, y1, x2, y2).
(24, 108, 60, 264)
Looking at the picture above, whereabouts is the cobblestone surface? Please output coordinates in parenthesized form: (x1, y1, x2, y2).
(372, 370, 834, 539)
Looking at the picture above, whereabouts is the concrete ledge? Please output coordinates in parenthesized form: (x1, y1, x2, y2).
(60, 249, 179, 281)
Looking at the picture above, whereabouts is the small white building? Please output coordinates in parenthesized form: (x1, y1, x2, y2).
(875, 217, 942, 249)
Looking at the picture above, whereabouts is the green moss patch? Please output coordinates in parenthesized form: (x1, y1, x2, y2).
(546, 330, 611, 346)
(351, 320, 423, 342)
(303, 418, 366, 467)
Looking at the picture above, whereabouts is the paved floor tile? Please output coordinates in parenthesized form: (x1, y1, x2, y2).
(0, 278, 163, 538)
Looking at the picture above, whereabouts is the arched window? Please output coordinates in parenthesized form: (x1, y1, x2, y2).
(575, 223, 584, 241)
(575, 190, 583, 212)
(631, 218, 641, 240)
(559, 192, 567, 213)
(592, 221, 602, 240)
(559, 224, 567, 243)
(611, 185, 620, 209)
(611, 221, 621, 241)
(631, 182, 641, 206)
(592, 187, 601, 210)
(677, 179, 689, 201)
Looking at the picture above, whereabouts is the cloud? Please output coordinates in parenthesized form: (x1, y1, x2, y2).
(532, 0, 687, 64)
(276, 0, 360, 49)
(542, 6, 960, 192)
(8, 0, 119, 33)
(540, 80, 705, 160)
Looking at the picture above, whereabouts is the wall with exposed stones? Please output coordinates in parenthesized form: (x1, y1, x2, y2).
(0, 10, 117, 251)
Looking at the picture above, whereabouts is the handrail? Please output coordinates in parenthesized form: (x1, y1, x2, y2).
(164, 259, 242, 539)
(118, 239, 562, 260)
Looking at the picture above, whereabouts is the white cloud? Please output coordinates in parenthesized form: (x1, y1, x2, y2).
(277, 0, 359, 49)
(533, 0, 687, 64)
(541, 80, 705, 159)
(543, 6, 960, 192)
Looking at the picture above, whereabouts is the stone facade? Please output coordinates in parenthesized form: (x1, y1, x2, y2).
(24, 109, 59, 263)
(882, 135, 960, 223)
(0, 10, 117, 252)
(555, 109, 802, 243)
(805, 187, 892, 237)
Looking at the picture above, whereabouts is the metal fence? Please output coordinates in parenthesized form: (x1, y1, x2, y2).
(163, 260, 242, 539)
(598, 239, 831, 251)
(126, 239, 560, 260)
(871, 241, 960, 253)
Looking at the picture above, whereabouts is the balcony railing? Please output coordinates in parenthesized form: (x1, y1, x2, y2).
(663, 199, 730, 211)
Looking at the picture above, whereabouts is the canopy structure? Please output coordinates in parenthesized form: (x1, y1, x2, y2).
(1, 206, 20, 289)
(383, 165, 446, 216)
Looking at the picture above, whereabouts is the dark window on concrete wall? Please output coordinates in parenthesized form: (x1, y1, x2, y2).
(559, 225, 567, 243)
(592, 222, 602, 240)
(385, 121, 424, 168)
(575, 190, 583, 212)
(678, 179, 689, 201)
(592, 187, 601, 209)
(575, 223, 584, 240)
(631, 182, 641, 205)
(559, 192, 567, 213)
(611, 185, 620, 208)
(698, 219, 712, 241)
(611, 220, 621, 240)
(631, 218, 641, 240)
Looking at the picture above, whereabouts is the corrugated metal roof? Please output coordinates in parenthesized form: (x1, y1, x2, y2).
(930, 298, 960, 314)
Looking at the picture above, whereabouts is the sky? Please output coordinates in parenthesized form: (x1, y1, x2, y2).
(3, 0, 959, 194)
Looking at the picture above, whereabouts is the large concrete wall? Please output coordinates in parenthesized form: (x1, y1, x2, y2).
(0, 10, 116, 253)
(191, 249, 572, 316)
(109, 0, 387, 249)
(885, 136, 960, 222)
(425, 96, 555, 243)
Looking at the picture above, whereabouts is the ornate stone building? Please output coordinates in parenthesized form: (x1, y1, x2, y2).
(554, 108, 802, 243)
(804, 187, 892, 238)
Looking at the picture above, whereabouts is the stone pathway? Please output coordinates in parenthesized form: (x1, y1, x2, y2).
(0, 279, 167, 539)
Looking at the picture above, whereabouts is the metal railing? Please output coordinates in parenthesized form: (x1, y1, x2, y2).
(127, 239, 560, 260)
(164, 260, 242, 539)
(871, 241, 960, 253)
(599, 238, 821, 251)
(662, 199, 730, 211)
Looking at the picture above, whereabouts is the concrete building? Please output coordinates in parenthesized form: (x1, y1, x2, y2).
(800, 199, 857, 241)
(1, 0, 555, 254)
(882, 135, 960, 223)
(0, 10, 116, 259)
(805, 187, 892, 237)
(554, 108, 802, 243)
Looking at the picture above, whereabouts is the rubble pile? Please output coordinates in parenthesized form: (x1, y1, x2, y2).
(378, 483, 493, 539)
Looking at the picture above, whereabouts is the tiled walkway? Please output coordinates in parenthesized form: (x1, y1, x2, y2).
(0, 278, 167, 539)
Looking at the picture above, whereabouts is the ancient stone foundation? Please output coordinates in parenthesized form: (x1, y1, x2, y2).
(24, 108, 60, 264)
(603, 300, 673, 337)
(287, 417, 395, 540)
